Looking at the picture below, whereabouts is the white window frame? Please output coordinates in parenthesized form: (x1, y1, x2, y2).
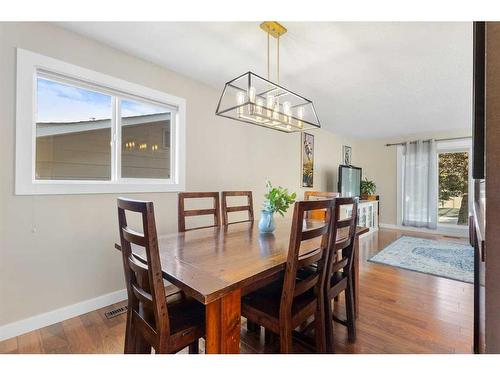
(16, 48, 186, 195)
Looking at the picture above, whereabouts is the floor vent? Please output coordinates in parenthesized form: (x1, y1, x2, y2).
(105, 305, 128, 319)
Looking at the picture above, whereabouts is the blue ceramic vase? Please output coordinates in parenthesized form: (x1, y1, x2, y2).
(258, 210, 276, 233)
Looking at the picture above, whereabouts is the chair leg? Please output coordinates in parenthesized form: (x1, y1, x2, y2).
(324, 293, 335, 353)
(135, 333, 152, 354)
(125, 309, 150, 354)
(314, 298, 326, 354)
(188, 339, 199, 354)
(279, 328, 293, 354)
(135, 310, 153, 354)
(124, 311, 136, 354)
(345, 278, 356, 342)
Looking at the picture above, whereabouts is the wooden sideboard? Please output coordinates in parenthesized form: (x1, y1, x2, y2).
(341, 200, 379, 233)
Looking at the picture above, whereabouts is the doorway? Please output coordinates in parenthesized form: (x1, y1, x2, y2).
(438, 151, 469, 226)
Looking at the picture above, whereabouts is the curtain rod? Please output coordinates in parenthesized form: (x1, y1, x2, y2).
(385, 136, 472, 147)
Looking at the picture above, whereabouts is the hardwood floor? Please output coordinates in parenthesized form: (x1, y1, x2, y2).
(0, 228, 473, 354)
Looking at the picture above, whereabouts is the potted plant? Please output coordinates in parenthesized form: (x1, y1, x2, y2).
(259, 181, 296, 233)
(360, 177, 377, 201)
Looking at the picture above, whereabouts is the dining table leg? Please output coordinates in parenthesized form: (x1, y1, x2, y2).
(205, 289, 241, 353)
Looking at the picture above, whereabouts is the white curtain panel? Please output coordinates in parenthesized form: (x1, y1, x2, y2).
(402, 139, 438, 229)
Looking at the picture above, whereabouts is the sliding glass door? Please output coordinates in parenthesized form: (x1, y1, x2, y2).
(397, 138, 472, 234)
(438, 151, 469, 226)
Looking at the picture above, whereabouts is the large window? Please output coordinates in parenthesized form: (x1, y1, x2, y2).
(120, 99, 171, 180)
(36, 77, 113, 181)
(16, 49, 185, 195)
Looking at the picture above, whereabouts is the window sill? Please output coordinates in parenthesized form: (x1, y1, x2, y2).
(15, 180, 185, 195)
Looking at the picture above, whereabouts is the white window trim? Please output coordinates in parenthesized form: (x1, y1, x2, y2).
(15, 48, 186, 195)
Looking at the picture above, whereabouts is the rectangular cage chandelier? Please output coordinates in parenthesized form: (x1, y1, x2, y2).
(215, 22, 321, 133)
(215, 71, 321, 133)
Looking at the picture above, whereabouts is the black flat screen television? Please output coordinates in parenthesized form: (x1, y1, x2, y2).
(338, 165, 362, 197)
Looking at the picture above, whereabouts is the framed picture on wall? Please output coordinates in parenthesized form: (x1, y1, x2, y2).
(302, 132, 314, 187)
(342, 145, 352, 165)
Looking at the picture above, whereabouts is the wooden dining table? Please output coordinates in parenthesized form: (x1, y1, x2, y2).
(114, 218, 369, 354)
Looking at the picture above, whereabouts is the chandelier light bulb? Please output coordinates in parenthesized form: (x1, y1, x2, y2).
(248, 86, 256, 103)
(297, 106, 304, 120)
(283, 101, 291, 115)
(256, 98, 264, 115)
(266, 94, 274, 117)
(283, 101, 291, 123)
(273, 98, 280, 121)
(236, 91, 245, 115)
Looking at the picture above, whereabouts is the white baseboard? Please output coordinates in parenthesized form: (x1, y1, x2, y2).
(379, 223, 468, 238)
(0, 289, 127, 342)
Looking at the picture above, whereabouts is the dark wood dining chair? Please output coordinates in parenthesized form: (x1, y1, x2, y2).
(178, 192, 221, 232)
(324, 197, 359, 353)
(241, 199, 336, 353)
(117, 198, 205, 354)
(304, 191, 339, 221)
(220, 191, 259, 332)
(221, 191, 254, 225)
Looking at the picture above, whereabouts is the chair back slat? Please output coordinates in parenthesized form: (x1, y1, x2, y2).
(301, 226, 329, 241)
(132, 284, 154, 309)
(335, 239, 351, 251)
(304, 191, 339, 220)
(117, 198, 170, 342)
(336, 218, 353, 228)
(280, 199, 336, 320)
(122, 227, 147, 247)
(127, 255, 149, 281)
(331, 258, 349, 273)
(293, 273, 319, 297)
(183, 208, 218, 217)
(178, 192, 221, 232)
(221, 191, 254, 225)
(298, 249, 323, 268)
(225, 205, 251, 213)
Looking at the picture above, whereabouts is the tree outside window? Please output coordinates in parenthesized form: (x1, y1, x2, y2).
(438, 152, 469, 225)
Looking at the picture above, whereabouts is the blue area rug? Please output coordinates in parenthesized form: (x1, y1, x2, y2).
(368, 236, 474, 283)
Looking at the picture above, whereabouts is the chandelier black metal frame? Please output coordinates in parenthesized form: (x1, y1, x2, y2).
(215, 22, 321, 133)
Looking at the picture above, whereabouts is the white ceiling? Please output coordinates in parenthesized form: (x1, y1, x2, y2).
(57, 22, 473, 139)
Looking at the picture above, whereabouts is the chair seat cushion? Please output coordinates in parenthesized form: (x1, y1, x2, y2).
(241, 279, 317, 329)
(166, 293, 205, 336)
